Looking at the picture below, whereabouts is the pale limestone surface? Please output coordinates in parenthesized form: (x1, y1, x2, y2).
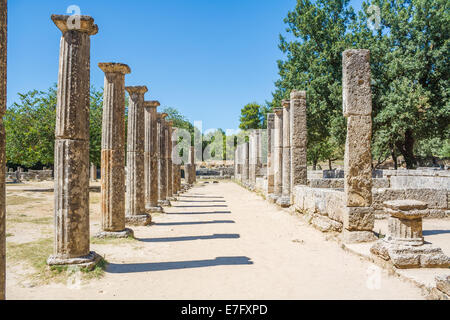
(266, 113, 275, 195)
(97, 63, 130, 236)
(48, 14, 100, 268)
(289, 90, 307, 192)
(277, 100, 291, 207)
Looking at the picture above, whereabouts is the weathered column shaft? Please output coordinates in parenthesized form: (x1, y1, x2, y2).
(0, 0, 6, 300)
(98, 63, 130, 233)
(125, 86, 149, 223)
(158, 114, 167, 200)
(242, 142, 249, 182)
(167, 121, 173, 198)
(171, 127, 179, 194)
(277, 100, 291, 207)
(49, 15, 99, 266)
(249, 131, 257, 185)
(144, 101, 161, 211)
(290, 91, 307, 192)
(342, 49, 375, 243)
(190, 146, 196, 183)
(267, 113, 275, 194)
(273, 108, 283, 197)
(90, 163, 97, 181)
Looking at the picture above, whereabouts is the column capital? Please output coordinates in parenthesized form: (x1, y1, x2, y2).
(51, 14, 98, 35)
(144, 100, 160, 108)
(273, 107, 283, 115)
(98, 62, 131, 75)
(290, 90, 306, 100)
(125, 86, 148, 95)
(281, 100, 290, 108)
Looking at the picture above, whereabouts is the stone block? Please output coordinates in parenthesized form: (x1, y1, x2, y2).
(343, 206, 374, 231)
(344, 115, 372, 207)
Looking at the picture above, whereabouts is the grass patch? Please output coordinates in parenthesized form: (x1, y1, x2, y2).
(6, 195, 41, 206)
(7, 237, 107, 286)
(90, 194, 101, 204)
(91, 236, 137, 245)
(6, 214, 52, 225)
(6, 233, 13, 237)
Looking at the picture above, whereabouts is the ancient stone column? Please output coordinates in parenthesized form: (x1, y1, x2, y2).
(158, 113, 170, 206)
(269, 108, 283, 203)
(290, 91, 307, 198)
(277, 100, 291, 207)
(90, 163, 97, 181)
(144, 101, 163, 213)
(191, 146, 197, 183)
(47, 15, 100, 269)
(242, 142, 249, 183)
(171, 127, 180, 196)
(342, 49, 375, 243)
(0, 0, 6, 300)
(95, 63, 133, 238)
(255, 129, 263, 177)
(166, 121, 175, 201)
(249, 130, 257, 187)
(267, 113, 275, 195)
(125, 86, 151, 225)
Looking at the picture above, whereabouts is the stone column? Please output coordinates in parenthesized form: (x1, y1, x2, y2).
(144, 101, 163, 213)
(277, 100, 291, 207)
(269, 108, 283, 203)
(47, 15, 100, 269)
(158, 113, 170, 206)
(171, 127, 180, 196)
(95, 63, 133, 238)
(342, 49, 375, 243)
(90, 163, 97, 181)
(255, 129, 263, 177)
(290, 91, 307, 199)
(267, 113, 275, 195)
(191, 146, 197, 183)
(125, 86, 151, 225)
(166, 121, 175, 201)
(242, 142, 249, 183)
(249, 130, 257, 187)
(0, 0, 6, 300)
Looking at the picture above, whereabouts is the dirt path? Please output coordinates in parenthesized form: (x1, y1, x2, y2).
(7, 181, 425, 299)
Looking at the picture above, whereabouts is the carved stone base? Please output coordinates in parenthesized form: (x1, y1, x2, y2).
(370, 240, 450, 269)
(276, 196, 291, 208)
(343, 229, 377, 243)
(47, 251, 102, 270)
(94, 228, 134, 239)
(125, 214, 152, 226)
(158, 200, 171, 207)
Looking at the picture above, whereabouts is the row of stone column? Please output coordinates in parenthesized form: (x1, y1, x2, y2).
(46, 14, 184, 270)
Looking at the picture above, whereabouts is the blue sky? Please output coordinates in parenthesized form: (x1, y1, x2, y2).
(7, 0, 364, 131)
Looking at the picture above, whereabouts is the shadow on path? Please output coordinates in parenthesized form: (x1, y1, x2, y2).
(166, 211, 231, 215)
(137, 233, 240, 242)
(154, 220, 235, 226)
(176, 200, 226, 203)
(179, 195, 225, 199)
(173, 205, 228, 208)
(423, 230, 450, 236)
(106, 256, 253, 273)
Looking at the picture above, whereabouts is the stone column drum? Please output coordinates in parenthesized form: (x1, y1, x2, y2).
(144, 101, 163, 213)
(267, 113, 275, 195)
(166, 121, 175, 201)
(0, 0, 6, 300)
(171, 127, 180, 196)
(95, 63, 133, 238)
(269, 107, 283, 203)
(290, 91, 307, 197)
(277, 100, 291, 207)
(158, 113, 170, 206)
(370, 200, 450, 268)
(185, 146, 196, 185)
(342, 49, 376, 243)
(125, 86, 152, 225)
(90, 163, 97, 181)
(47, 15, 101, 269)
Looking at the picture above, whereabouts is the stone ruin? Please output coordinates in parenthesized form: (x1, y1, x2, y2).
(234, 49, 450, 271)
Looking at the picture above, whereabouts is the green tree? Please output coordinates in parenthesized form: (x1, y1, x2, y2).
(239, 103, 264, 130)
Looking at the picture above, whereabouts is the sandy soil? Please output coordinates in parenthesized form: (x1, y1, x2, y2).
(5, 181, 427, 299)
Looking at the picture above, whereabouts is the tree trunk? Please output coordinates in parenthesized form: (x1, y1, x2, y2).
(312, 160, 317, 171)
(328, 159, 332, 171)
(391, 151, 398, 170)
(396, 130, 416, 169)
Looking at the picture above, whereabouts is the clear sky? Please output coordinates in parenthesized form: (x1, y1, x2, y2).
(7, 0, 364, 131)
